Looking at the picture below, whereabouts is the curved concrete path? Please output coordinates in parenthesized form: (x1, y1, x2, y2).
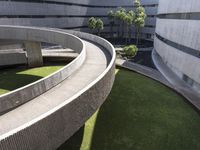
(0, 40, 109, 132)
(0, 27, 116, 149)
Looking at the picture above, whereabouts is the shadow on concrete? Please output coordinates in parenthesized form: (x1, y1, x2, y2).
(57, 126, 85, 150)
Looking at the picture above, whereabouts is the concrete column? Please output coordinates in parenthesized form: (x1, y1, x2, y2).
(24, 41, 43, 67)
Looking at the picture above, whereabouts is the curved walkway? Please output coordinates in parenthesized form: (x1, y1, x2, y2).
(0, 27, 116, 149)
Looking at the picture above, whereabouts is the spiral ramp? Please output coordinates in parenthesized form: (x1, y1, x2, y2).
(0, 26, 116, 149)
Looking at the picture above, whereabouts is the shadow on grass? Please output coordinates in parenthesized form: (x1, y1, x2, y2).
(0, 68, 42, 92)
(58, 69, 200, 150)
(0, 62, 66, 95)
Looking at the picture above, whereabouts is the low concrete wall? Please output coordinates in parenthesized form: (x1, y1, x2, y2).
(0, 26, 86, 114)
(0, 52, 27, 67)
(0, 28, 116, 150)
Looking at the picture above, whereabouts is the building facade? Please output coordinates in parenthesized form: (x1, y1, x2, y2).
(154, 0, 200, 92)
(0, 0, 158, 39)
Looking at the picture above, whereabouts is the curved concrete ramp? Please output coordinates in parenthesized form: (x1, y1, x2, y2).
(0, 26, 116, 150)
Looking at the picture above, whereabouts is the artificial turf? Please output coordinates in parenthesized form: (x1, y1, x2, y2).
(0, 63, 65, 95)
(58, 69, 200, 150)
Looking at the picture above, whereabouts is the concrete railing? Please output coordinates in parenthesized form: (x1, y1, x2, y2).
(0, 26, 86, 114)
(0, 28, 116, 150)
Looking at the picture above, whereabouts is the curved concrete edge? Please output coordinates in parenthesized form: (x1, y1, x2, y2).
(0, 31, 116, 149)
(0, 52, 27, 67)
(0, 26, 86, 115)
(152, 49, 200, 110)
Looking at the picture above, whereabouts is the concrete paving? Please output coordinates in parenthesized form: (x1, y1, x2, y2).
(0, 39, 111, 135)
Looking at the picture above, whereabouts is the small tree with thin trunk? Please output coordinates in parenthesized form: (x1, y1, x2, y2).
(108, 10, 115, 38)
(96, 19, 104, 36)
(125, 10, 135, 44)
(118, 8, 126, 38)
(115, 10, 121, 37)
(88, 17, 97, 33)
(134, 0, 146, 45)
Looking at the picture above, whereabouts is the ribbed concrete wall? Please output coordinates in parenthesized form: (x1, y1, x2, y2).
(0, 0, 158, 39)
(154, 0, 200, 92)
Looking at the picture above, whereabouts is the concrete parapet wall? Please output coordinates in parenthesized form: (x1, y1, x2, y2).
(0, 26, 86, 114)
(0, 52, 27, 67)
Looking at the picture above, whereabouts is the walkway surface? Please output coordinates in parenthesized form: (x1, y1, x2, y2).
(0, 39, 111, 135)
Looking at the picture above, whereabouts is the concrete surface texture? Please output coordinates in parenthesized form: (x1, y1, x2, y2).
(0, 0, 158, 40)
(154, 0, 200, 94)
(0, 26, 116, 150)
(0, 52, 27, 67)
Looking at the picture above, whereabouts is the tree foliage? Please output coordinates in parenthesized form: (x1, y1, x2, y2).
(134, 0, 146, 45)
(88, 17, 104, 35)
(106, 1, 146, 44)
(108, 10, 115, 38)
(88, 17, 97, 31)
(96, 19, 104, 35)
(123, 45, 138, 58)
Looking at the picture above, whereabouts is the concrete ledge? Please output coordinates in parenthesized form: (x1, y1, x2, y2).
(0, 52, 27, 66)
(0, 26, 86, 114)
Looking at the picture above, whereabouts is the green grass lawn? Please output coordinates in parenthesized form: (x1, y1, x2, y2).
(0, 63, 65, 95)
(58, 68, 200, 150)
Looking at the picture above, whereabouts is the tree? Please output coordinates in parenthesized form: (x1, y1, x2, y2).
(88, 17, 104, 36)
(115, 10, 121, 37)
(134, 0, 146, 45)
(123, 45, 138, 59)
(88, 17, 97, 33)
(114, 7, 126, 37)
(125, 10, 135, 44)
(117, 7, 126, 37)
(108, 10, 115, 38)
(96, 19, 104, 36)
